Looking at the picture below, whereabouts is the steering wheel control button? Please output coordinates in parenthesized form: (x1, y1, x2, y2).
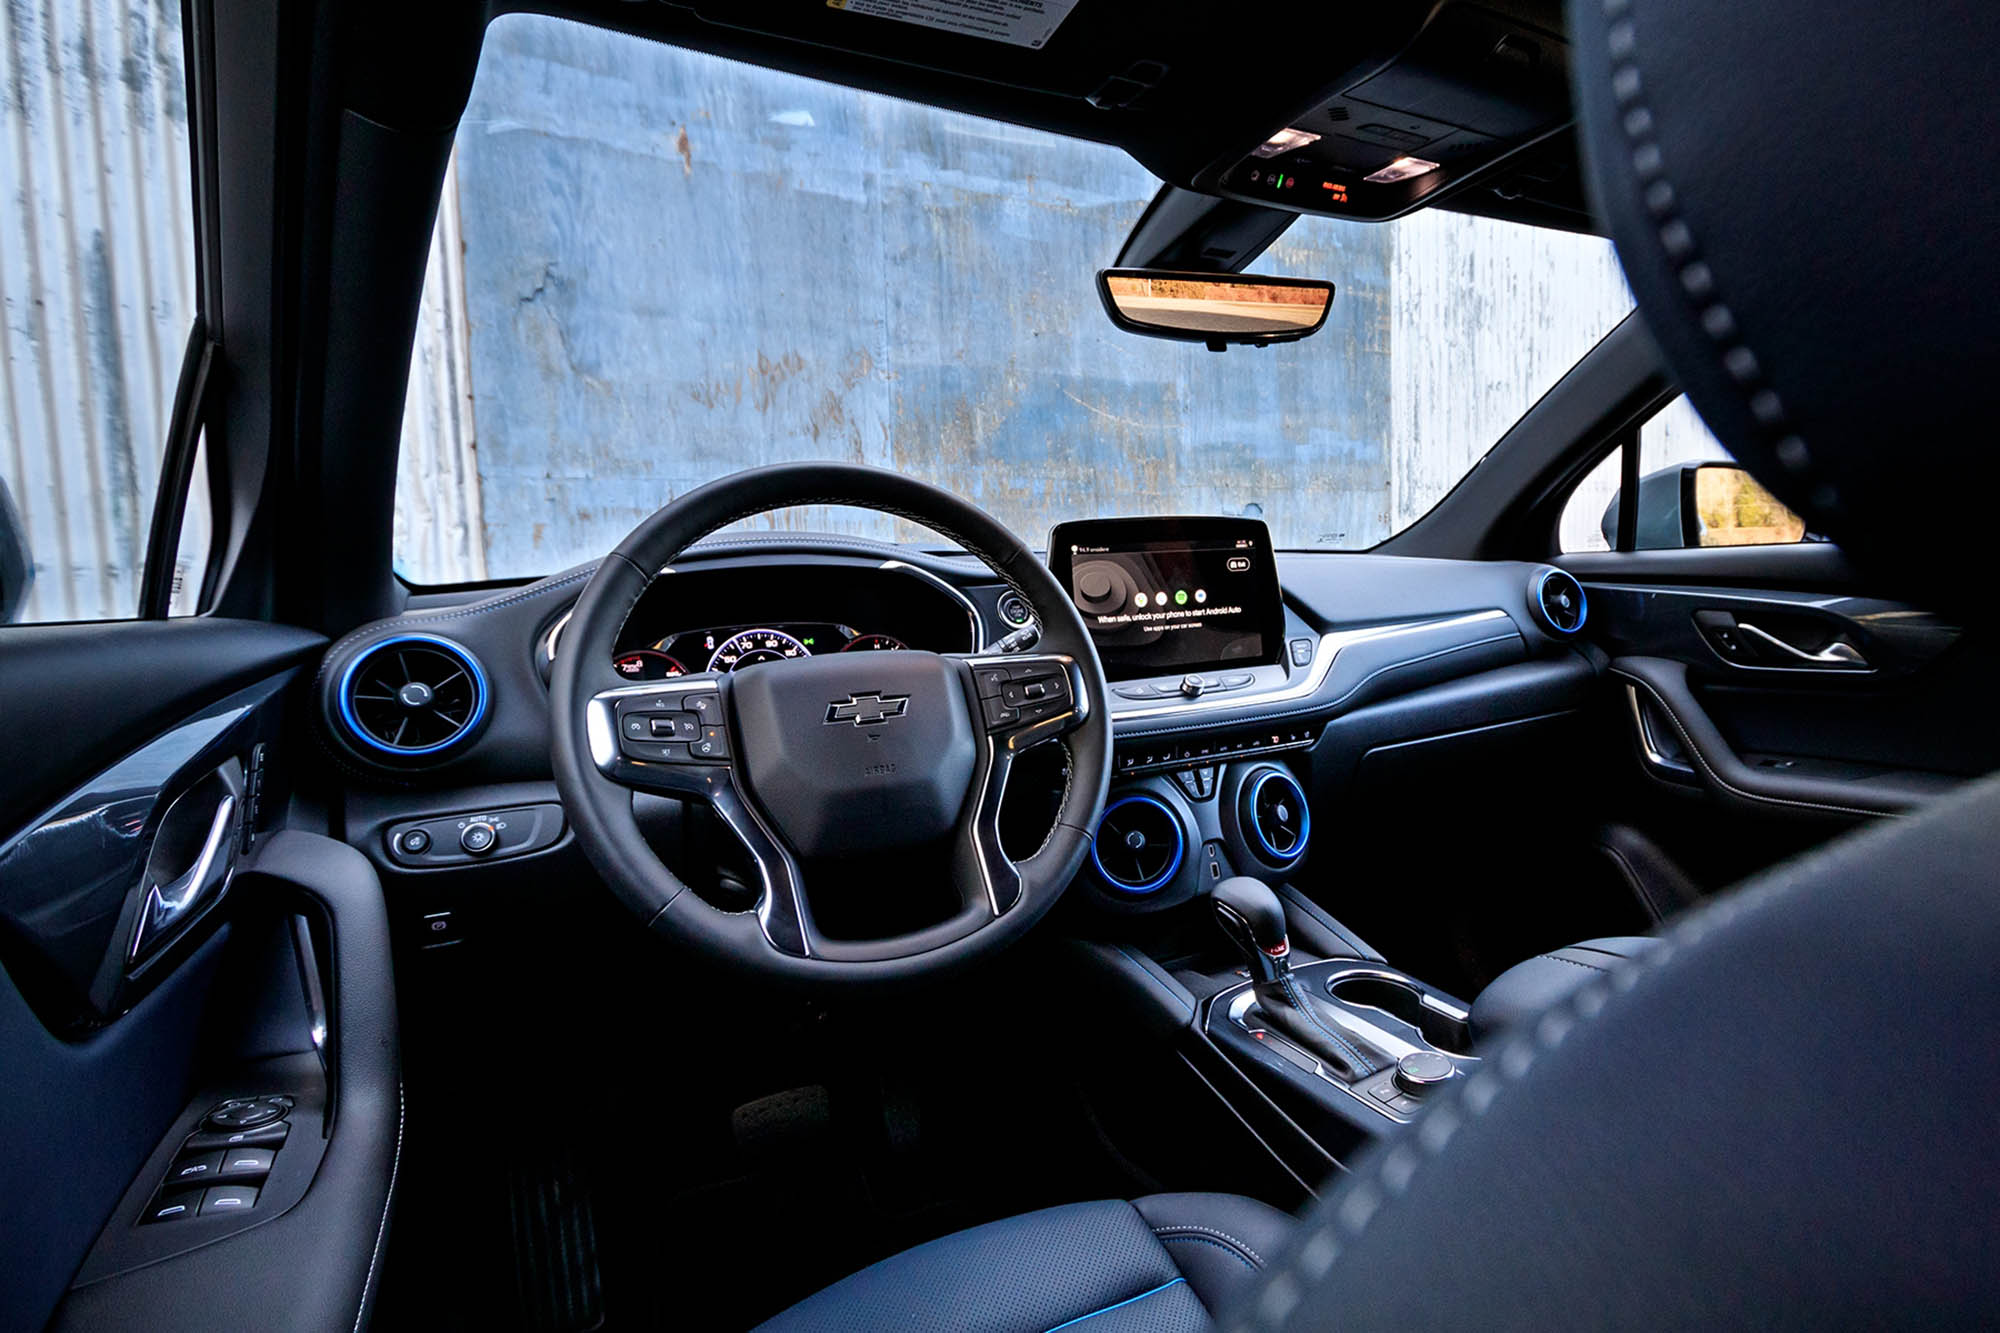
(1394, 1050, 1457, 1096)
(199, 1185, 259, 1216)
(647, 713, 699, 739)
(458, 821, 499, 855)
(693, 726, 730, 760)
(397, 828, 431, 856)
(204, 1101, 284, 1132)
(683, 692, 721, 721)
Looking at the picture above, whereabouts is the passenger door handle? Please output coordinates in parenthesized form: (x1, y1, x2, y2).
(1734, 622, 1870, 669)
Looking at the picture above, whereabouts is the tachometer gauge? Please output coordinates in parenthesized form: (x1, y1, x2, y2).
(840, 634, 908, 653)
(612, 650, 687, 681)
(707, 628, 811, 672)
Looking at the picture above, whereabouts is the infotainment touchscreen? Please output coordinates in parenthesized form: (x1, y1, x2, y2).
(1045, 516, 1285, 681)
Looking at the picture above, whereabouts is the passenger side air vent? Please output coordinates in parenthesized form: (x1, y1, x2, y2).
(334, 634, 489, 761)
(1531, 568, 1588, 636)
(1241, 768, 1310, 864)
(1091, 794, 1185, 895)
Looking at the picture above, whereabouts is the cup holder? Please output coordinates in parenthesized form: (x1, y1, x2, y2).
(1327, 973, 1472, 1055)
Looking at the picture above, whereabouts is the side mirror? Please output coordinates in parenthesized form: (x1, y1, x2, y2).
(1600, 461, 1811, 549)
(1096, 268, 1334, 351)
(0, 477, 32, 625)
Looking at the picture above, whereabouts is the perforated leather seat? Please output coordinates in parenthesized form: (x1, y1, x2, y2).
(754, 1194, 1295, 1332)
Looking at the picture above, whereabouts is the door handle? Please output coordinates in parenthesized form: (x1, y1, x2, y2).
(1734, 622, 1871, 669)
(128, 793, 238, 962)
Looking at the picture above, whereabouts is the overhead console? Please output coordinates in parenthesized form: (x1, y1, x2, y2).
(1201, 3, 1574, 222)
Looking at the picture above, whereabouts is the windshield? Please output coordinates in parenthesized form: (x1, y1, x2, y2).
(394, 14, 1635, 583)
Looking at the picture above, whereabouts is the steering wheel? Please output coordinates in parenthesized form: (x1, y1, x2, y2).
(549, 463, 1113, 983)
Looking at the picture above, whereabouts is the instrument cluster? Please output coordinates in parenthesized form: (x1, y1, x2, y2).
(613, 622, 910, 680)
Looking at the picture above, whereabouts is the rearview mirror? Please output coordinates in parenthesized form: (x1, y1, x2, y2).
(1599, 461, 1813, 549)
(1096, 269, 1334, 351)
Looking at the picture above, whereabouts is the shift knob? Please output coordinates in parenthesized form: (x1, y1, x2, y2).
(1212, 876, 1290, 983)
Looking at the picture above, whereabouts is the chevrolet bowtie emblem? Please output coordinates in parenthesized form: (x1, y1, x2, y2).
(824, 692, 910, 726)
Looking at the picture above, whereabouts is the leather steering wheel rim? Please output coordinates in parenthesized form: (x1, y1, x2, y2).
(549, 462, 1112, 985)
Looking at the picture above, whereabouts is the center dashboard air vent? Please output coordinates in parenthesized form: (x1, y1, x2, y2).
(1091, 794, 1185, 895)
(1241, 767, 1310, 864)
(333, 633, 489, 763)
(1531, 568, 1588, 636)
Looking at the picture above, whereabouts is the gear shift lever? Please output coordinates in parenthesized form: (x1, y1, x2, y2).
(1211, 877, 1382, 1080)
(1211, 876, 1293, 986)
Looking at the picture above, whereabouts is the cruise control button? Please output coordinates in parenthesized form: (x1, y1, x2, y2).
(199, 1185, 259, 1216)
(622, 739, 690, 763)
(623, 715, 652, 739)
(684, 693, 722, 722)
(692, 727, 730, 760)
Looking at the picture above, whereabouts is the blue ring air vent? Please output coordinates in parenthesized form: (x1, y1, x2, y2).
(336, 633, 490, 758)
(1091, 794, 1185, 895)
(1244, 768, 1310, 863)
(1532, 568, 1589, 635)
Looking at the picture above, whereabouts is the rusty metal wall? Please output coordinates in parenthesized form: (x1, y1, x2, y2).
(0, 0, 196, 623)
(393, 15, 1637, 582)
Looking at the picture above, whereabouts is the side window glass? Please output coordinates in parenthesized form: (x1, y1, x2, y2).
(0, 0, 202, 624)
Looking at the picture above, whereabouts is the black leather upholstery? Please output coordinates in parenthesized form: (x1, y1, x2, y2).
(1469, 937, 1657, 1041)
(1220, 0, 2000, 1327)
(1568, 0, 1999, 603)
(756, 1194, 1293, 1332)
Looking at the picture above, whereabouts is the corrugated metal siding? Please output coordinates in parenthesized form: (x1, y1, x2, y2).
(392, 148, 488, 583)
(0, 0, 194, 622)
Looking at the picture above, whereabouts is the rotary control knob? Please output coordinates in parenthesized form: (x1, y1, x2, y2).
(1394, 1050, 1456, 1097)
(458, 821, 499, 855)
(1179, 674, 1207, 699)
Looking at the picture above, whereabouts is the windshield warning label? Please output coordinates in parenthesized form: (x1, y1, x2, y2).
(826, 0, 1079, 49)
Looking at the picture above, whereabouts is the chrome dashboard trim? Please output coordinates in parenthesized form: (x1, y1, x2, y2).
(1108, 610, 1513, 723)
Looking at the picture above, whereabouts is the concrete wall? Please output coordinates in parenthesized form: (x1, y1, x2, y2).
(399, 14, 1638, 581)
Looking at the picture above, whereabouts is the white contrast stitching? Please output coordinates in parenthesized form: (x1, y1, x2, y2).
(1222, 854, 1818, 1333)
(1600, 0, 1834, 508)
(352, 1082, 404, 1333)
(1152, 1224, 1267, 1267)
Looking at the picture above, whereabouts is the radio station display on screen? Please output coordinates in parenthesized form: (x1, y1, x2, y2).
(1047, 517, 1285, 681)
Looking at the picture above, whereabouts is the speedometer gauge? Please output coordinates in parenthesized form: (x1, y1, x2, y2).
(707, 628, 811, 672)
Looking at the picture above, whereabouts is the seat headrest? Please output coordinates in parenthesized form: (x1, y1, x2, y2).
(1569, 0, 2000, 602)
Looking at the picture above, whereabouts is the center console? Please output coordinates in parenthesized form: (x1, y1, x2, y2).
(1045, 515, 1496, 1168)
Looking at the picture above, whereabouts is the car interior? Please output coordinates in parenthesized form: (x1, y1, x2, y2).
(3, 0, 1996, 1329)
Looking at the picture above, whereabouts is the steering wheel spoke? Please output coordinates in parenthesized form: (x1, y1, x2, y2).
(948, 653, 1090, 916)
(587, 673, 811, 956)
